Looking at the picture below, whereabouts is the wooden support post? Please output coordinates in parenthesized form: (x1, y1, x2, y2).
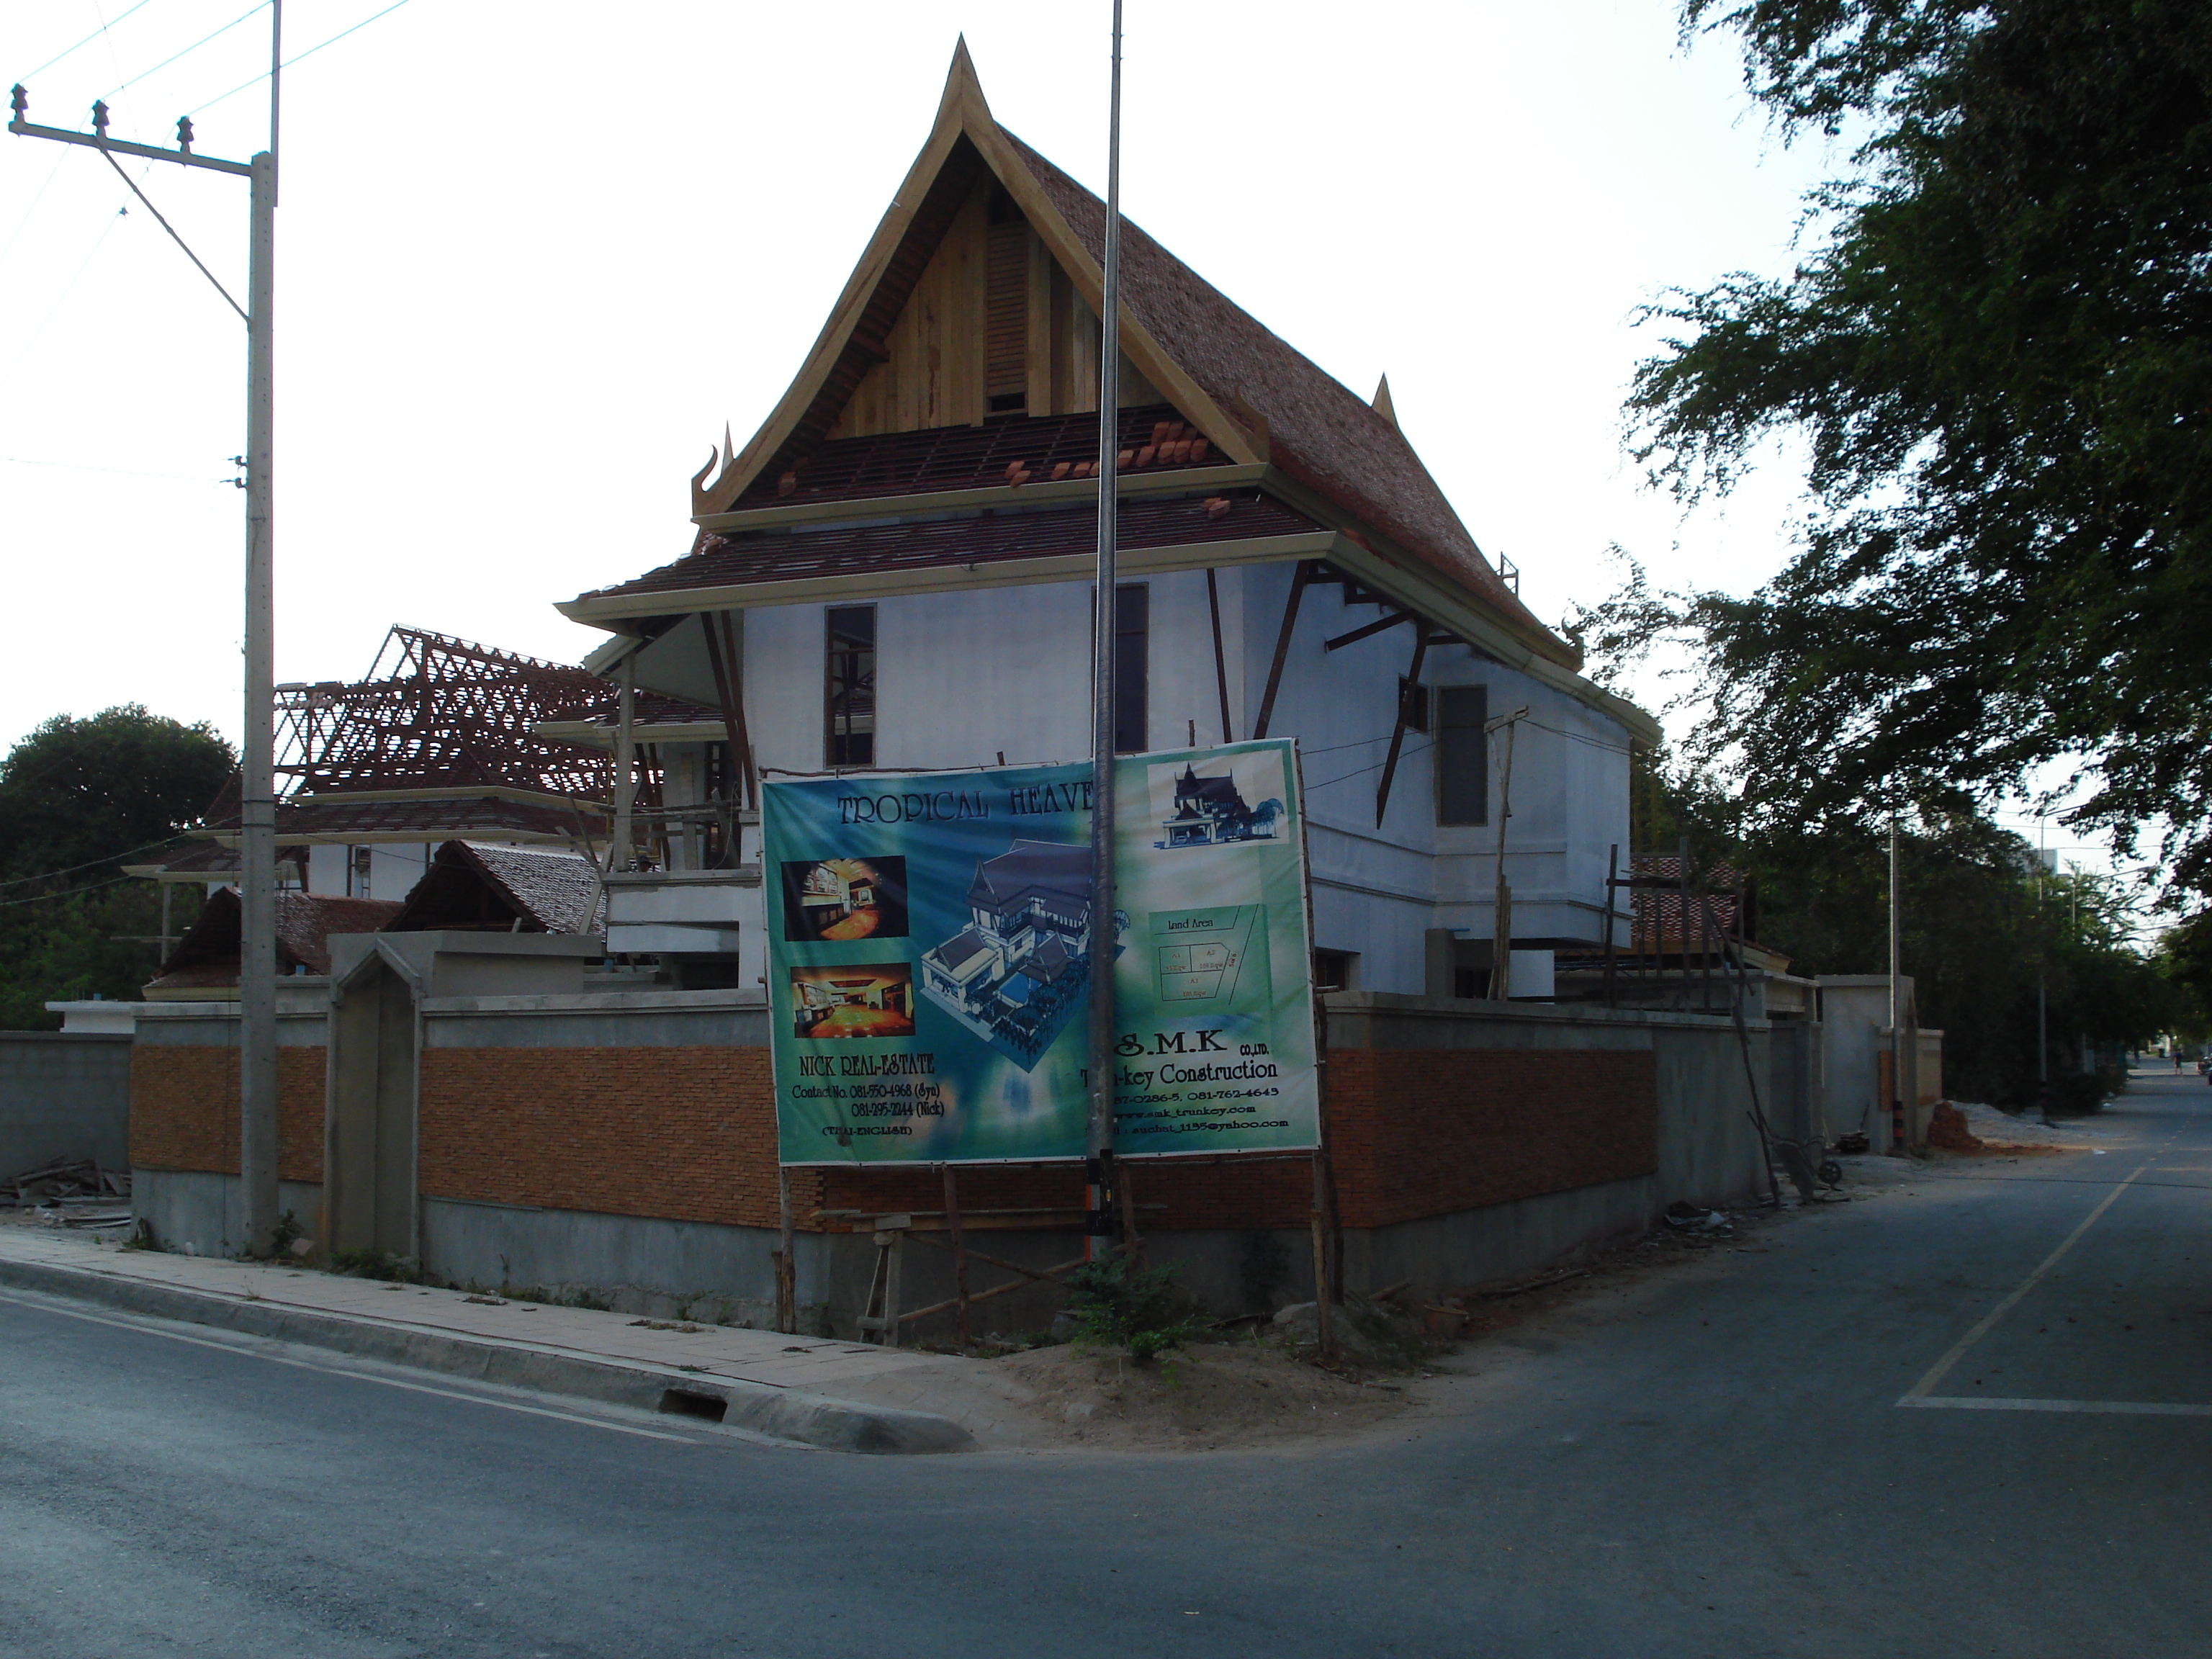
(941, 1163, 971, 1352)
(1676, 836, 1693, 1010)
(1116, 1153, 1142, 1261)
(1251, 560, 1315, 740)
(1310, 1173, 1335, 1363)
(775, 1165, 796, 1335)
(1601, 843, 1619, 1010)
(717, 609, 757, 811)
(1373, 629, 1430, 827)
(1205, 567, 1234, 744)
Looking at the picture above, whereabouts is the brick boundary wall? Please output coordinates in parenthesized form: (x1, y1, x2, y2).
(415, 1046, 1656, 1233)
(127, 1046, 326, 1182)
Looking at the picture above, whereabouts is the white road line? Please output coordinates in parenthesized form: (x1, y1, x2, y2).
(0, 1289, 697, 1443)
(1899, 1152, 2167, 1404)
(1902, 1396, 2212, 1418)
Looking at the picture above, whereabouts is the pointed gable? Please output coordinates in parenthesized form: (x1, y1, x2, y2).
(643, 42, 1570, 666)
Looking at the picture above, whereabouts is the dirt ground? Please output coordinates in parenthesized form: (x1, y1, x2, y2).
(988, 1337, 1413, 1450)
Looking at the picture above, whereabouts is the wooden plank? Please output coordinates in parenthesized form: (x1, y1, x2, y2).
(1206, 567, 1234, 743)
(1251, 560, 1316, 739)
(1372, 629, 1430, 826)
(897, 1256, 1087, 1326)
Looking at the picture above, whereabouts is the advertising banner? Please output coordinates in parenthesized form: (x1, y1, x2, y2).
(763, 739, 1316, 1165)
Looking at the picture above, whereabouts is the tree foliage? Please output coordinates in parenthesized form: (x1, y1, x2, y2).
(1618, 1, 2212, 891)
(0, 707, 233, 1028)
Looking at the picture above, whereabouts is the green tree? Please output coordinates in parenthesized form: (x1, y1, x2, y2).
(1620, 1, 2212, 890)
(0, 707, 233, 1028)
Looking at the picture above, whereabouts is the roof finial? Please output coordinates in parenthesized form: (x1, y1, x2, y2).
(1372, 374, 1397, 428)
(945, 34, 988, 117)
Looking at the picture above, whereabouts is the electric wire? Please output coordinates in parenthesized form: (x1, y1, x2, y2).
(0, 155, 72, 274)
(96, 1, 269, 100)
(2, 454, 232, 483)
(0, 830, 200, 889)
(0, 871, 139, 908)
(0, 195, 132, 381)
(187, 0, 413, 114)
(12, 0, 163, 83)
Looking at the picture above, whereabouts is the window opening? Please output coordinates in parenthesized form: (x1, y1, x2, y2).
(1115, 584, 1148, 754)
(826, 606, 876, 768)
(1398, 675, 1430, 734)
(1435, 685, 1488, 825)
(1313, 948, 1358, 992)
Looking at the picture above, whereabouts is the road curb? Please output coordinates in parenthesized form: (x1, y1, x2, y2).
(0, 1253, 974, 1455)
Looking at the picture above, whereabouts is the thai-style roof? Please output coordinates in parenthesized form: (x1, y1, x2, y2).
(562, 45, 1578, 674)
(143, 889, 403, 995)
(385, 840, 604, 935)
(593, 485, 1316, 602)
(967, 838, 1091, 920)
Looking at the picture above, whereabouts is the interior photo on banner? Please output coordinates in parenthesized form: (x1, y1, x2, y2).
(761, 739, 1318, 1166)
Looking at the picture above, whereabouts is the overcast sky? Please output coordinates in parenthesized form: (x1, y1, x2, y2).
(1, 0, 1843, 726)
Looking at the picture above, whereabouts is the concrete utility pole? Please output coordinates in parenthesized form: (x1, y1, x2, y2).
(1084, 0, 1126, 1249)
(10, 1, 283, 1256)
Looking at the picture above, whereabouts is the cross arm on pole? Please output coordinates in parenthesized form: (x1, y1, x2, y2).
(9, 88, 254, 176)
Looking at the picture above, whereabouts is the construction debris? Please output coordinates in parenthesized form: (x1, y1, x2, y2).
(5, 1159, 130, 1207)
(3, 1160, 134, 1233)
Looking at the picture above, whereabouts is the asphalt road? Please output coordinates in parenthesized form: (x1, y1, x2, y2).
(3, 1071, 2208, 1658)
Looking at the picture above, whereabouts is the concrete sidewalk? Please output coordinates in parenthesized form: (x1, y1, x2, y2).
(0, 1221, 992, 1453)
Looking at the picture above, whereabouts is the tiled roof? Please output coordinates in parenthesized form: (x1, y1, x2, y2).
(387, 840, 603, 935)
(267, 796, 594, 840)
(1002, 132, 1558, 651)
(591, 489, 1317, 601)
(146, 889, 403, 991)
(968, 839, 1091, 915)
(729, 405, 1211, 511)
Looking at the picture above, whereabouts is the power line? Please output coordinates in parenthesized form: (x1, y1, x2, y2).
(3, 454, 233, 483)
(0, 831, 199, 889)
(98, 1, 269, 100)
(0, 152, 71, 274)
(0, 871, 138, 909)
(12, 0, 163, 83)
(0, 196, 133, 382)
(188, 0, 413, 114)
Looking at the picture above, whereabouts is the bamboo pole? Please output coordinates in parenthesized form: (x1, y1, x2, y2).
(941, 1162, 971, 1351)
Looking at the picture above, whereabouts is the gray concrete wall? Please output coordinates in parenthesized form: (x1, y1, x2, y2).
(133, 1168, 324, 1258)
(0, 1033, 131, 1176)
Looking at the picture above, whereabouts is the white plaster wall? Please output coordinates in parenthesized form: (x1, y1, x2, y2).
(730, 559, 1634, 994)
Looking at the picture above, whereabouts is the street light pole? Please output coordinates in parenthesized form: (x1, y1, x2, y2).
(1084, 0, 1126, 1249)
(9, 0, 284, 1257)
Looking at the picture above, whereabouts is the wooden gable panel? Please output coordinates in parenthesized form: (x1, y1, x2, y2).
(830, 181, 990, 439)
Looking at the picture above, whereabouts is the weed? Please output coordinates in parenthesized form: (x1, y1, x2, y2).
(565, 1287, 613, 1312)
(330, 1246, 423, 1282)
(1065, 1248, 1212, 1362)
(269, 1209, 305, 1257)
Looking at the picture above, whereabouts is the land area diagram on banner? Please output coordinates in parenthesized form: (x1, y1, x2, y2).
(763, 739, 1318, 1166)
